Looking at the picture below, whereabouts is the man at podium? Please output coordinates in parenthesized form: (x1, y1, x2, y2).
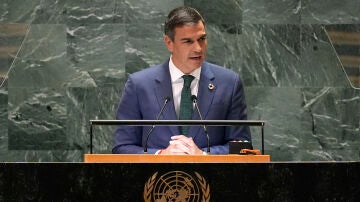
(112, 7, 251, 155)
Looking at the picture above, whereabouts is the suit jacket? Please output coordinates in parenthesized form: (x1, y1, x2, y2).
(112, 60, 251, 154)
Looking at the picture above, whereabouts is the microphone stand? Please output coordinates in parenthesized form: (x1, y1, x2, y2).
(192, 95, 210, 154)
(144, 97, 170, 153)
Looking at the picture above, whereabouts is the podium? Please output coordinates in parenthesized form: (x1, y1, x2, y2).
(84, 154, 270, 163)
(80, 120, 277, 200)
(1, 161, 358, 201)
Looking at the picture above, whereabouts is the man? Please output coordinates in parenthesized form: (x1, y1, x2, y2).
(112, 7, 251, 155)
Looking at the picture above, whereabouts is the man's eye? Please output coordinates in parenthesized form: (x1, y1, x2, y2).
(184, 40, 192, 44)
(199, 37, 206, 41)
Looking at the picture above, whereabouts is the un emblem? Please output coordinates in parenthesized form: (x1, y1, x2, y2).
(144, 171, 210, 202)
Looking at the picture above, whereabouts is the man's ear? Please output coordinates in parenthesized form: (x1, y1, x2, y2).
(164, 35, 173, 53)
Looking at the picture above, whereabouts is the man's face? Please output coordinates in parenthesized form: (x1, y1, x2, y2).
(164, 20, 207, 74)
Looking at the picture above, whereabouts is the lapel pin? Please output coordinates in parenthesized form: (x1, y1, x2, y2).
(208, 83, 215, 90)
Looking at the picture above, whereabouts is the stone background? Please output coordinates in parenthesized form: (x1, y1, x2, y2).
(0, 0, 359, 162)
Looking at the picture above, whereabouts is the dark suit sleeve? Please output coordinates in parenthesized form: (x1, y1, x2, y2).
(112, 76, 145, 154)
(205, 73, 251, 154)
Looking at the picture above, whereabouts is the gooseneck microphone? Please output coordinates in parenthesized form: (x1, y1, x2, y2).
(191, 95, 210, 154)
(144, 96, 171, 153)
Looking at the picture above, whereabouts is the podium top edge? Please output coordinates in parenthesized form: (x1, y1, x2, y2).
(89, 120, 266, 126)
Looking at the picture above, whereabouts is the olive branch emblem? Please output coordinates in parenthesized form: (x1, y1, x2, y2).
(143, 172, 158, 202)
(143, 171, 210, 202)
(195, 172, 210, 202)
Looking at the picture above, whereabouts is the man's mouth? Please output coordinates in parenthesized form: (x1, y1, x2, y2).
(189, 56, 202, 60)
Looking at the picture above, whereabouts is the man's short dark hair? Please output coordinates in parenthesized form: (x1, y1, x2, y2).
(164, 7, 205, 41)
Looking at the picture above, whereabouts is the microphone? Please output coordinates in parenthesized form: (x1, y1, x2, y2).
(191, 95, 210, 154)
(144, 96, 171, 153)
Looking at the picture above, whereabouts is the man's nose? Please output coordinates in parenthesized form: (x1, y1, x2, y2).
(193, 41, 202, 52)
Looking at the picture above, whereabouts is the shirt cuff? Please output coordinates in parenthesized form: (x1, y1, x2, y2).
(155, 149, 162, 155)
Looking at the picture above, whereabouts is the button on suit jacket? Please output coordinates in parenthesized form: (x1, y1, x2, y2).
(112, 60, 251, 154)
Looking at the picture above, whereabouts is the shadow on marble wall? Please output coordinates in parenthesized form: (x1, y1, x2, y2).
(0, 0, 359, 162)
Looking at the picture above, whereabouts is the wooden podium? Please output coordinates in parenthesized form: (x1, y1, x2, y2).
(84, 154, 270, 163)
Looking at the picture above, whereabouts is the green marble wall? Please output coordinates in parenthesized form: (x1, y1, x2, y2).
(0, 0, 359, 162)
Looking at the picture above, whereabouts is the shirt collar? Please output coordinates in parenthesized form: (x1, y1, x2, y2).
(169, 56, 201, 82)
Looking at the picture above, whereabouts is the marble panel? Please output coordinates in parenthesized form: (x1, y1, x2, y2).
(245, 87, 359, 161)
(0, 90, 8, 160)
(185, 0, 242, 24)
(27, 0, 67, 24)
(300, 24, 350, 87)
(65, 0, 123, 25)
(246, 87, 313, 161)
(0, 150, 85, 162)
(66, 23, 126, 88)
(124, 0, 183, 23)
(0, 0, 85, 24)
(7, 24, 81, 88)
(300, 87, 360, 161)
(302, 0, 360, 24)
(0, 89, 58, 162)
(125, 23, 169, 74)
(206, 24, 301, 87)
(0, 0, 180, 24)
(205, 24, 243, 69)
(4, 86, 125, 162)
(243, 0, 301, 24)
(8, 88, 67, 150)
(0, 2, 6, 22)
(0, 0, 41, 23)
(66, 87, 123, 155)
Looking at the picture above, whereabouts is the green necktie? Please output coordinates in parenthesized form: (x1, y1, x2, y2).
(179, 75, 195, 135)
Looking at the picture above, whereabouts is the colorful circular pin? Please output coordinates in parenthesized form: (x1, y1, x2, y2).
(208, 83, 215, 90)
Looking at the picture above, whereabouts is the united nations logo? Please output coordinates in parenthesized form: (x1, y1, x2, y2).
(144, 171, 210, 202)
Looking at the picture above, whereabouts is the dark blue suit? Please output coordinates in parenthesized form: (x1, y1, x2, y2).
(112, 60, 251, 154)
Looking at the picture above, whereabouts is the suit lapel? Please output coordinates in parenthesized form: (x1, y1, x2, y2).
(188, 62, 216, 138)
(154, 61, 179, 135)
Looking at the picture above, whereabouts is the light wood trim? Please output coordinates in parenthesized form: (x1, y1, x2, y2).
(84, 154, 270, 163)
(0, 24, 29, 36)
(327, 31, 360, 45)
(0, 46, 18, 58)
(349, 76, 360, 87)
(339, 55, 360, 68)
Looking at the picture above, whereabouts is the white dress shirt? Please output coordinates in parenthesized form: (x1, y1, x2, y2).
(169, 57, 201, 118)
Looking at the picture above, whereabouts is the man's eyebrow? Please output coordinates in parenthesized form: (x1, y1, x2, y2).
(180, 34, 207, 41)
(180, 37, 193, 41)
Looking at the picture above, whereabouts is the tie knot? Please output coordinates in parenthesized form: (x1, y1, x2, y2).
(182, 75, 194, 88)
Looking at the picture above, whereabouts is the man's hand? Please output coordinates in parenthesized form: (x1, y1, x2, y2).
(160, 135, 203, 155)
